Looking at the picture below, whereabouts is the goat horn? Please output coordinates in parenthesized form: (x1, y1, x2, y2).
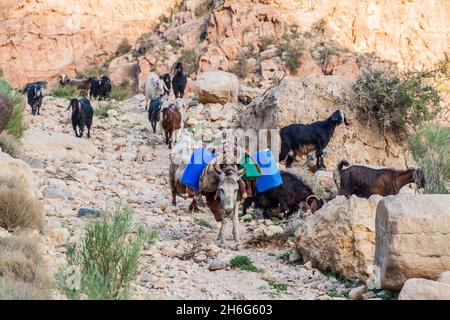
(306, 195, 320, 203)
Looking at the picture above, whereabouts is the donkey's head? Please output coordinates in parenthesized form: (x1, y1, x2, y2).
(215, 165, 245, 215)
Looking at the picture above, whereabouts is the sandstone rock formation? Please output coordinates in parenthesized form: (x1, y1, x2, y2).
(0, 0, 178, 87)
(109, 54, 140, 88)
(374, 194, 450, 290)
(398, 277, 450, 300)
(0, 94, 13, 134)
(2, 0, 448, 88)
(278, 0, 449, 70)
(194, 71, 240, 104)
(295, 195, 383, 282)
(238, 76, 415, 170)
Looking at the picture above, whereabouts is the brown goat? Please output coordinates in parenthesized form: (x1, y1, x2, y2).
(335, 160, 425, 198)
(161, 105, 182, 149)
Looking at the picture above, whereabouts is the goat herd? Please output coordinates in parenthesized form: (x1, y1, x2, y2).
(19, 62, 426, 249)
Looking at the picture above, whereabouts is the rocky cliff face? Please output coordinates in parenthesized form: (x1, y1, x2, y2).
(280, 0, 449, 69)
(0, 0, 178, 86)
(1, 0, 448, 88)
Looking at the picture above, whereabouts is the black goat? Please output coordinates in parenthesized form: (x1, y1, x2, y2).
(172, 62, 187, 98)
(99, 75, 112, 100)
(148, 95, 163, 133)
(67, 97, 93, 138)
(279, 110, 349, 170)
(243, 171, 324, 219)
(335, 160, 425, 198)
(90, 76, 111, 100)
(23, 83, 44, 116)
(160, 74, 171, 96)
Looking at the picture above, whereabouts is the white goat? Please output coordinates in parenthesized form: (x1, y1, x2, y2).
(144, 72, 168, 111)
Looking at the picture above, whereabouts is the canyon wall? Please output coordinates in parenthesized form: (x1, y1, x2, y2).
(0, 0, 178, 87)
(0, 0, 448, 87)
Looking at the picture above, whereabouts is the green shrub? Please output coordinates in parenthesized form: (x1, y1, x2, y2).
(114, 38, 132, 57)
(194, 0, 213, 17)
(0, 233, 52, 300)
(95, 102, 116, 119)
(0, 78, 27, 139)
(349, 67, 442, 135)
(199, 30, 208, 42)
(410, 125, 450, 194)
(229, 52, 250, 79)
(51, 85, 78, 99)
(277, 40, 302, 74)
(178, 49, 200, 76)
(0, 178, 43, 231)
(194, 218, 210, 228)
(110, 90, 128, 101)
(76, 58, 109, 79)
(259, 36, 276, 52)
(229, 255, 260, 272)
(266, 279, 288, 292)
(56, 206, 158, 300)
(0, 132, 22, 158)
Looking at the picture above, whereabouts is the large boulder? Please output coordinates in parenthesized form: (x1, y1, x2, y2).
(109, 54, 139, 89)
(0, 151, 37, 199)
(374, 194, 450, 290)
(295, 195, 382, 282)
(194, 71, 239, 105)
(237, 76, 415, 170)
(398, 278, 450, 300)
(0, 94, 13, 135)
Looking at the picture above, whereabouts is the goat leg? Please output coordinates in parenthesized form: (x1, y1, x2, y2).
(315, 144, 326, 170)
(72, 124, 79, 137)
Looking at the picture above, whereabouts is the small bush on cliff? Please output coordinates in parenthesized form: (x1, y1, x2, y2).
(229, 52, 250, 79)
(0, 78, 27, 139)
(195, 0, 213, 17)
(56, 206, 158, 300)
(114, 38, 132, 57)
(349, 66, 442, 135)
(0, 177, 43, 231)
(132, 33, 154, 58)
(0, 132, 22, 158)
(0, 233, 52, 300)
(410, 125, 450, 194)
(178, 49, 200, 76)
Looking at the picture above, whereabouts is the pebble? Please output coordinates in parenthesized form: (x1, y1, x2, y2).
(208, 259, 228, 271)
(77, 207, 102, 218)
(348, 285, 368, 300)
(161, 246, 181, 258)
(361, 291, 377, 300)
(153, 279, 167, 289)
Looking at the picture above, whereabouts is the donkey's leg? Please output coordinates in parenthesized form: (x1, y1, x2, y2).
(232, 201, 243, 250)
(218, 211, 228, 248)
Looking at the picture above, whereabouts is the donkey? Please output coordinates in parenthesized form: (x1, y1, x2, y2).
(203, 165, 245, 249)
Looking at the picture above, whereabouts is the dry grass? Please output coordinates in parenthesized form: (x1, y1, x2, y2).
(0, 178, 43, 231)
(287, 167, 331, 200)
(0, 132, 22, 158)
(0, 233, 52, 300)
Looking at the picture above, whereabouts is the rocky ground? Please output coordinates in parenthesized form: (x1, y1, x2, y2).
(22, 94, 360, 300)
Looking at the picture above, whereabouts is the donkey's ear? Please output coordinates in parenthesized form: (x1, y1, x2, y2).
(237, 168, 245, 179)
